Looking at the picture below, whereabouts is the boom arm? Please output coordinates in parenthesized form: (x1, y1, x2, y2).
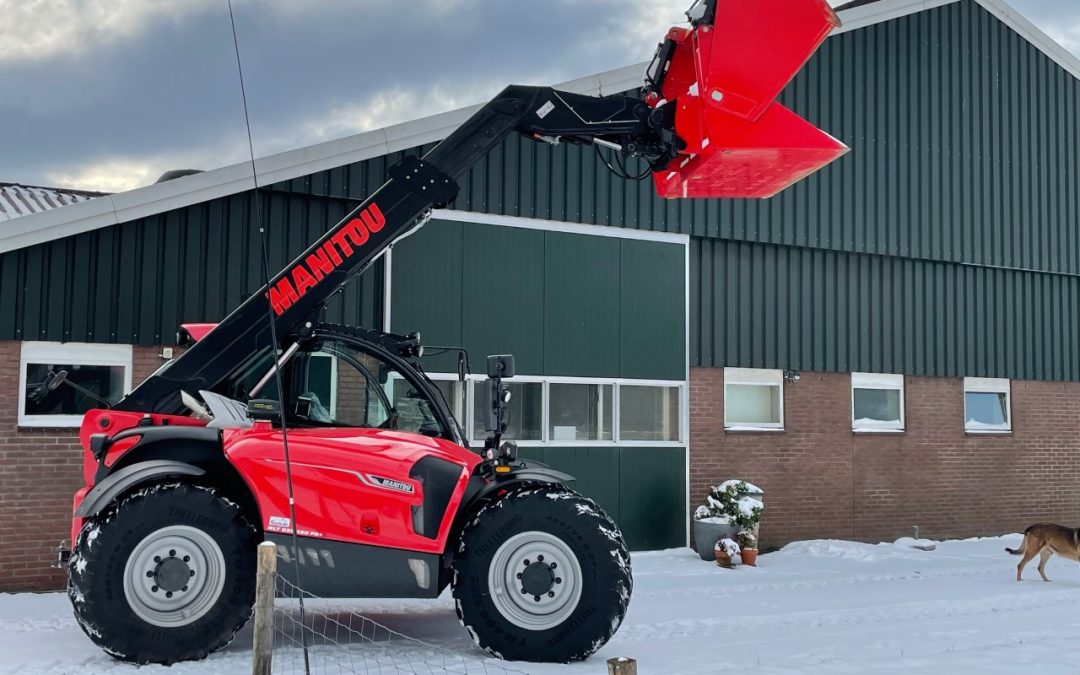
(116, 86, 678, 414)
(116, 0, 848, 414)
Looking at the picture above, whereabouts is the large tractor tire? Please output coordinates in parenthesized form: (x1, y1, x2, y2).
(451, 484, 632, 662)
(67, 482, 258, 665)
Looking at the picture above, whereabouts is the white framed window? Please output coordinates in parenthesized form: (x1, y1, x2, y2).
(724, 368, 783, 430)
(19, 341, 133, 428)
(619, 383, 681, 442)
(412, 374, 685, 446)
(964, 377, 1011, 433)
(471, 379, 545, 442)
(851, 372, 904, 432)
(549, 383, 613, 441)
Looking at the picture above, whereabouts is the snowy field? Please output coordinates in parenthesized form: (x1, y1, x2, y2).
(4, 533, 1080, 674)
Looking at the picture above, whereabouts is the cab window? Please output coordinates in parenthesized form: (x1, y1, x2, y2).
(281, 339, 448, 438)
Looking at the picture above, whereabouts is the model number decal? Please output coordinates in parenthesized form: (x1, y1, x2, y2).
(368, 475, 415, 494)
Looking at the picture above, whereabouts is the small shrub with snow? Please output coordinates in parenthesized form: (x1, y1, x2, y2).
(714, 537, 741, 556)
(695, 479, 764, 531)
(737, 530, 758, 550)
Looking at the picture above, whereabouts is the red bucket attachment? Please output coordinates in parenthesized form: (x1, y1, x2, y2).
(655, 98, 848, 199)
(649, 0, 848, 199)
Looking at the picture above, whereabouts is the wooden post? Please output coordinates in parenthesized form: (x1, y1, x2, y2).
(252, 541, 277, 675)
(607, 657, 638, 675)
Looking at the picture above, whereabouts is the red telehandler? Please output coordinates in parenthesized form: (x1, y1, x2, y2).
(61, 0, 846, 665)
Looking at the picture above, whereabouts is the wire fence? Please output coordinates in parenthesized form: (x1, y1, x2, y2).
(270, 574, 530, 675)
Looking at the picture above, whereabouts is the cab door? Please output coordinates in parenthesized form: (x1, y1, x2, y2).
(226, 337, 476, 554)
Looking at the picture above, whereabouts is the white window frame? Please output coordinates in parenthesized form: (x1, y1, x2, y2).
(547, 381, 615, 443)
(612, 380, 683, 445)
(723, 368, 784, 431)
(964, 377, 1012, 434)
(18, 341, 134, 428)
(851, 372, 905, 433)
(415, 374, 685, 448)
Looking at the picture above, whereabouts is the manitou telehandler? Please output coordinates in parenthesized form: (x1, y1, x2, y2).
(60, 0, 846, 665)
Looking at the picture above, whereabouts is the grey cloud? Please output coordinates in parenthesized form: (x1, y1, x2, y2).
(1, 0, 1078, 191)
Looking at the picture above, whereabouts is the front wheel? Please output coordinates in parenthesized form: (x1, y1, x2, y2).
(67, 482, 257, 664)
(451, 485, 632, 662)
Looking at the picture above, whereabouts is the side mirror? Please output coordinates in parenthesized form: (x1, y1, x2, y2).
(246, 399, 281, 421)
(486, 354, 515, 379)
(483, 354, 515, 437)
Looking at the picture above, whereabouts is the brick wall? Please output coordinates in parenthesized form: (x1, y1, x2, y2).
(691, 369, 1080, 548)
(0, 341, 173, 591)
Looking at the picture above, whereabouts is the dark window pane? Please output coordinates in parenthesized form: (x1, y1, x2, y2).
(853, 388, 902, 424)
(620, 385, 680, 441)
(549, 383, 613, 441)
(473, 382, 543, 441)
(24, 363, 125, 416)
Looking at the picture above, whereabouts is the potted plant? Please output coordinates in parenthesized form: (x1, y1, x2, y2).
(692, 503, 737, 561)
(692, 480, 765, 561)
(738, 530, 759, 566)
(714, 537, 740, 568)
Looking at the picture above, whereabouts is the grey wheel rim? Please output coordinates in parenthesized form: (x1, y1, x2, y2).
(487, 530, 583, 631)
(122, 525, 227, 628)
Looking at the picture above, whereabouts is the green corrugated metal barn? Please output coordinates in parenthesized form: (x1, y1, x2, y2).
(3, 0, 1080, 590)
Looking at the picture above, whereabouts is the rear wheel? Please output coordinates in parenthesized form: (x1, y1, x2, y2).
(451, 485, 632, 662)
(68, 483, 257, 664)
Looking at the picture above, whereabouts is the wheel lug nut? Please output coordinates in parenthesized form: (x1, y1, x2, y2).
(183, 556, 190, 563)
(189, 570, 196, 577)
(533, 595, 541, 602)
(537, 555, 544, 562)
(151, 586, 159, 592)
(555, 577, 562, 584)
(520, 588, 527, 594)
(146, 571, 154, 578)
(523, 559, 530, 566)
(169, 550, 176, 557)
(166, 591, 173, 599)
(551, 562, 557, 569)
(548, 591, 555, 598)
(516, 573, 522, 579)
(153, 556, 161, 563)
(182, 586, 188, 592)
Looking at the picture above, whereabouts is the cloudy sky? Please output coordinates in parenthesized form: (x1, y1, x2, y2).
(1, 0, 1078, 193)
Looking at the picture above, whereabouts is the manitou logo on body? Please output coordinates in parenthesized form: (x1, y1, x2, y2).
(368, 475, 415, 494)
(265, 201, 386, 316)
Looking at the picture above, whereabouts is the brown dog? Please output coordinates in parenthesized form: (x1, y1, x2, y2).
(1006, 524, 1080, 581)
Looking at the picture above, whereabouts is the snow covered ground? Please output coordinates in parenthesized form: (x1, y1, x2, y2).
(4, 533, 1080, 674)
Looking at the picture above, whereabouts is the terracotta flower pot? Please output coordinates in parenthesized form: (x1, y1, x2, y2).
(740, 548, 759, 566)
(714, 550, 734, 568)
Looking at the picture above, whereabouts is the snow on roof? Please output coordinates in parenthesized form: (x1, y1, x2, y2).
(1, 0, 1075, 255)
(0, 183, 107, 224)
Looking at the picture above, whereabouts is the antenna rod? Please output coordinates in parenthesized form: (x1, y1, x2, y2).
(225, 2, 310, 672)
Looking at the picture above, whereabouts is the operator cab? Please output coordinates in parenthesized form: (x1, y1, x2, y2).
(210, 325, 471, 446)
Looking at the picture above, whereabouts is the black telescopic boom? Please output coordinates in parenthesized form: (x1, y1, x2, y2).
(115, 85, 672, 415)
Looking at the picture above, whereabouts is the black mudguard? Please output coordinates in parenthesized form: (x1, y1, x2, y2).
(75, 460, 206, 519)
